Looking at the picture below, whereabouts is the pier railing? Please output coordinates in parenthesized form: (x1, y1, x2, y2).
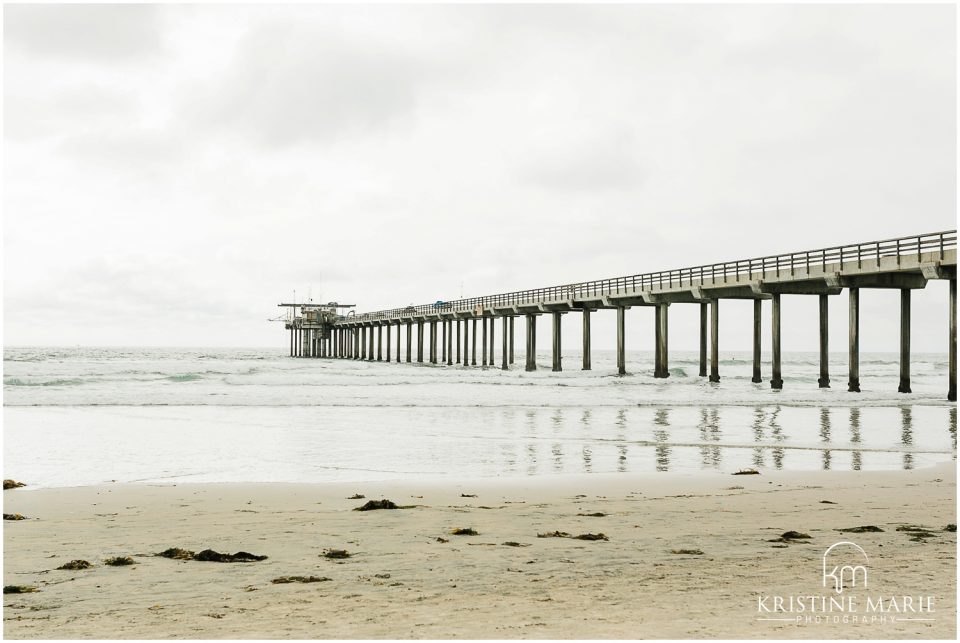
(342, 230, 956, 323)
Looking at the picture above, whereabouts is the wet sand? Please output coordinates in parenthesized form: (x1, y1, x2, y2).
(3, 464, 956, 639)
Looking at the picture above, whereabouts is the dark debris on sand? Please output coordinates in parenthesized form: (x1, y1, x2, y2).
(323, 549, 352, 559)
(3, 585, 38, 594)
(354, 499, 399, 511)
(155, 547, 267, 562)
(3, 479, 26, 490)
(732, 468, 760, 476)
(502, 542, 531, 547)
(537, 531, 571, 538)
(451, 528, 478, 536)
(347, 494, 365, 500)
(837, 526, 884, 533)
(157, 547, 195, 560)
(271, 576, 332, 584)
(896, 525, 938, 541)
(3, 513, 27, 521)
(946, 524, 957, 532)
(768, 531, 812, 543)
(194, 549, 268, 562)
(671, 548, 705, 555)
(577, 512, 607, 517)
(573, 533, 608, 541)
(56, 560, 92, 570)
(104, 556, 136, 566)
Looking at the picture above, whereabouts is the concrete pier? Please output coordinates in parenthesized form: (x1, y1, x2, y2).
(525, 314, 537, 372)
(286, 230, 955, 400)
(770, 293, 783, 390)
(699, 303, 708, 377)
(752, 300, 762, 383)
(616, 306, 626, 376)
(848, 288, 860, 392)
(552, 312, 562, 372)
(898, 289, 911, 393)
(501, 317, 509, 370)
(709, 300, 719, 382)
(654, 304, 669, 378)
(818, 295, 829, 387)
(950, 279, 957, 402)
(582, 309, 591, 371)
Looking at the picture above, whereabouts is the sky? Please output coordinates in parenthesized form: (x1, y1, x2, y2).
(3, 3, 956, 351)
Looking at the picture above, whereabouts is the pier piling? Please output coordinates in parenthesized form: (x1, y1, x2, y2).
(552, 312, 562, 372)
(582, 309, 591, 371)
(525, 314, 537, 372)
(709, 300, 720, 382)
(616, 306, 626, 376)
(950, 279, 957, 402)
(699, 302, 708, 377)
(752, 300, 762, 383)
(899, 289, 911, 393)
(848, 288, 860, 392)
(818, 295, 829, 388)
(771, 293, 783, 390)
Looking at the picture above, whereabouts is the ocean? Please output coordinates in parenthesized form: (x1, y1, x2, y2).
(3, 347, 956, 488)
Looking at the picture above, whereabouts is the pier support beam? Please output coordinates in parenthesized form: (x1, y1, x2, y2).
(616, 306, 626, 376)
(509, 317, 515, 364)
(406, 323, 412, 363)
(377, 326, 383, 361)
(525, 314, 537, 371)
(472, 319, 478, 365)
(360, 327, 367, 360)
(709, 300, 720, 382)
(752, 300, 762, 383)
(898, 289, 911, 394)
(848, 288, 860, 392)
(289, 327, 294, 357)
(654, 304, 669, 378)
(368, 326, 374, 361)
(818, 295, 829, 387)
(456, 320, 461, 364)
(447, 320, 453, 365)
(430, 321, 437, 364)
(771, 294, 783, 390)
(482, 318, 488, 366)
(501, 317, 509, 370)
(582, 309, 591, 371)
(699, 303, 708, 377)
(441, 321, 446, 364)
(395, 323, 401, 362)
(417, 322, 424, 363)
(552, 312, 562, 372)
(463, 319, 470, 366)
(385, 324, 391, 362)
(489, 317, 495, 366)
(950, 279, 957, 402)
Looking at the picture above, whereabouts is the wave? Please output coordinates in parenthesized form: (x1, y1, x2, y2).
(165, 374, 204, 382)
(3, 378, 86, 387)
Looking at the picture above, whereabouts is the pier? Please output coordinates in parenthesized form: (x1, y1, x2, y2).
(282, 230, 958, 400)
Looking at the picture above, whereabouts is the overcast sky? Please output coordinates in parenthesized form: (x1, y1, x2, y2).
(3, 3, 956, 351)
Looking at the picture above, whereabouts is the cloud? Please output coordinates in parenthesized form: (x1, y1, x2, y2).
(4, 4, 163, 61)
(183, 22, 448, 148)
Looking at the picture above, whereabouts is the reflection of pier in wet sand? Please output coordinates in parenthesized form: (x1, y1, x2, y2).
(502, 404, 954, 475)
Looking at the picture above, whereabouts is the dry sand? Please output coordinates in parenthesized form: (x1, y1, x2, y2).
(3, 464, 956, 639)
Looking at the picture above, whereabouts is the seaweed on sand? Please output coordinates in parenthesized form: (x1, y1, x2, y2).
(56, 560, 92, 570)
(194, 549, 267, 562)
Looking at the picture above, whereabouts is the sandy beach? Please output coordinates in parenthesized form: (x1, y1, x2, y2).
(3, 464, 955, 639)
